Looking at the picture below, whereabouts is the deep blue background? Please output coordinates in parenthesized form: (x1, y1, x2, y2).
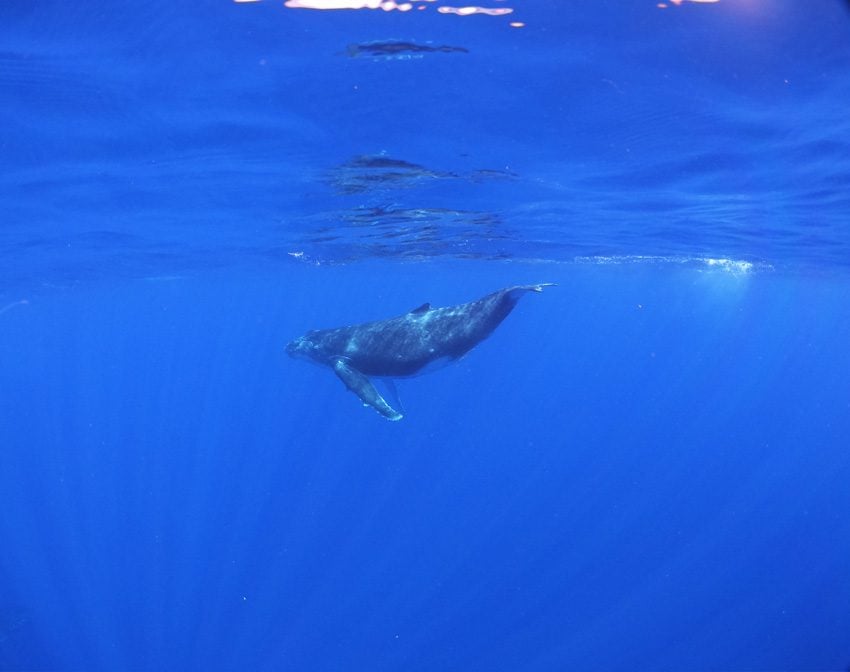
(2, 264, 849, 670)
(2, 0, 850, 669)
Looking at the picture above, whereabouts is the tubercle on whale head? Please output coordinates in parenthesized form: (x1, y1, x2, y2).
(287, 332, 335, 368)
(286, 335, 316, 360)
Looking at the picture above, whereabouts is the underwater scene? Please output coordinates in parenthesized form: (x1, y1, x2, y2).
(1, 0, 850, 670)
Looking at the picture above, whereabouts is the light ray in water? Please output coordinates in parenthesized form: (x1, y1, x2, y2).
(0, 300, 29, 317)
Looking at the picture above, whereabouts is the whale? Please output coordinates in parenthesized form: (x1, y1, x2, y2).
(286, 283, 555, 420)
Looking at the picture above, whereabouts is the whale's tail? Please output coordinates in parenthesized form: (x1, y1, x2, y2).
(505, 282, 556, 298)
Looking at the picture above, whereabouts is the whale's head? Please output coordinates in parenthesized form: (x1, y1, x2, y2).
(286, 331, 330, 365)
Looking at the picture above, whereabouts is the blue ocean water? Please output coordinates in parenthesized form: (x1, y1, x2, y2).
(2, 1, 850, 670)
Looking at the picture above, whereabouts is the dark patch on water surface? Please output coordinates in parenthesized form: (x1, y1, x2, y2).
(325, 154, 519, 195)
(325, 155, 456, 195)
(291, 204, 514, 263)
(346, 40, 469, 60)
(342, 204, 504, 231)
(307, 154, 525, 260)
(346, 156, 429, 171)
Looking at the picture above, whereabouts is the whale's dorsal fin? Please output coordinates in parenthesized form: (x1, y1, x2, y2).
(409, 302, 431, 314)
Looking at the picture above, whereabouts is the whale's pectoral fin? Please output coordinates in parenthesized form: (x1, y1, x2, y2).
(332, 359, 404, 421)
(379, 377, 405, 416)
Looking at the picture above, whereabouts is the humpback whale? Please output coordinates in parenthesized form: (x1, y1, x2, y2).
(286, 283, 555, 420)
